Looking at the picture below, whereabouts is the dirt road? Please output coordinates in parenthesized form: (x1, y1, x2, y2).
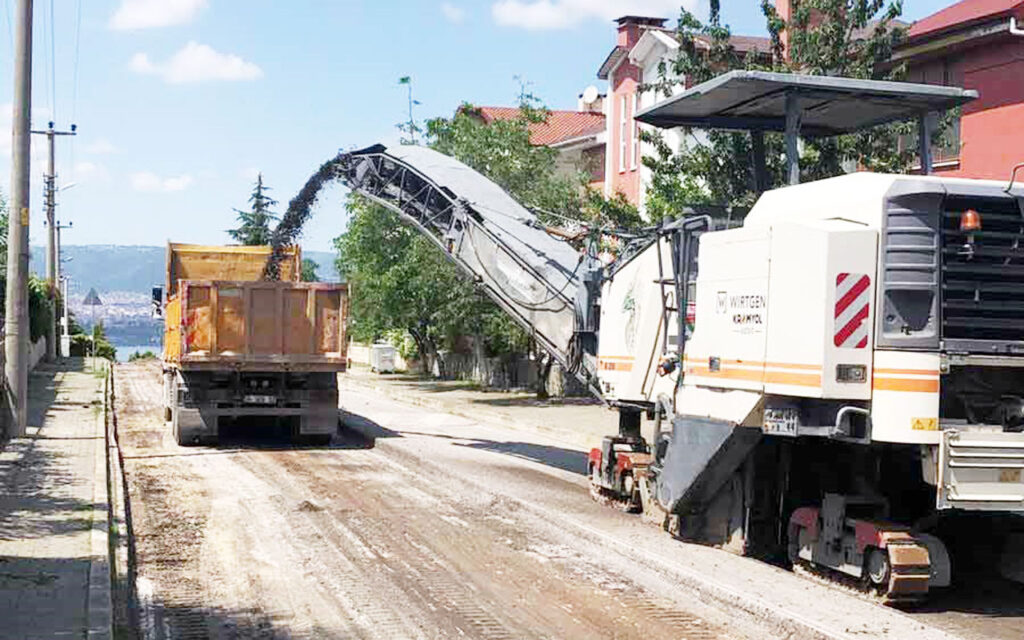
(118, 361, 764, 639)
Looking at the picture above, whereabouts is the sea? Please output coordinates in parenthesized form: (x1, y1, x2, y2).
(115, 344, 162, 362)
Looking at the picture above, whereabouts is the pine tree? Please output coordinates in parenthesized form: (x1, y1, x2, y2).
(229, 173, 279, 246)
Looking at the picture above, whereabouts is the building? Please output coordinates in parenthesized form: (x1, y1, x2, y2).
(464, 103, 607, 190)
(892, 0, 1024, 179)
(597, 16, 668, 208)
(597, 16, 769, 217)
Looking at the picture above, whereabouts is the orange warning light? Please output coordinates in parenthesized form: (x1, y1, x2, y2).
(960, 209, 982, 231)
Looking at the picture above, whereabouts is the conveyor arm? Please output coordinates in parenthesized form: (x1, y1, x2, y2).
(336, 144, 599, 385)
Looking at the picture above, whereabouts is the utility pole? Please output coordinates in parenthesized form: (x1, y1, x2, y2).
(5, 0, 33, 437)
(55, 220, 72, 294)
(32, 122, 77, 362)
(55, 221, 72, 358)
(60, 276, 70, 358)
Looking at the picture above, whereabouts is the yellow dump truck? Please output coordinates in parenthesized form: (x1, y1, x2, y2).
(161, 243, 348, 445)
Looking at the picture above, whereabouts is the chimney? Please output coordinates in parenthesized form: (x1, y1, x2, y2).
(775, 0, 792, 55)
(775, 0, 829, 59)
(615, 15, 667, 49)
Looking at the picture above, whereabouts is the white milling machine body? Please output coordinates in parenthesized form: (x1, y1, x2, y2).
(594, 172, 1024, 600)
(335, 73, 1024, 603)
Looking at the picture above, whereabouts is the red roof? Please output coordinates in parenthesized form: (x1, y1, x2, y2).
(472, 106, 605, 147)
(909, 0, 1024, 40)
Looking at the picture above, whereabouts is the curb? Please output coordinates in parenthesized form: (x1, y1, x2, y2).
(106, 364, 136, 638)
(87, 363, 113, 640)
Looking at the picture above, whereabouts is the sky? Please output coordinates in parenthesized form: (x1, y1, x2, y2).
(0, 0, 959, 253)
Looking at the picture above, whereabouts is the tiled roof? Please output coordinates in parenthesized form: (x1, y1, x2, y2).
(722, 34, 772, 54)
(473, 107, 606, 146)
(908, 0, 1024, 40)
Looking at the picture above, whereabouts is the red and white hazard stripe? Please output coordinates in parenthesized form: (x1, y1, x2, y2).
(834, 273, 870, 349)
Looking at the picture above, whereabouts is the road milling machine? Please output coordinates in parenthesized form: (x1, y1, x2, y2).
(333, 71, 1024, 602)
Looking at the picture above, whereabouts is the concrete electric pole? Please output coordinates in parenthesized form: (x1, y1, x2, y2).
(5, 0, 33, 437)
(55, 220, 72, 299)
(32, 123, 77, 362)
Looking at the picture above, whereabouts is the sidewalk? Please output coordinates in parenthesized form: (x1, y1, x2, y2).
(0, 359, 111, 640)
(340, 366, 639, 451)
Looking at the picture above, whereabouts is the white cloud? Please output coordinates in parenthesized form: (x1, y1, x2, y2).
(491, 0, 698, 30)
(74, 161, 111, 183)
(84, 138, 117, 155)
(110, 0, 207, 30)
(130, 42, 263, 84)
(130, 171, 193, 193)
(441, 3, 466, 23)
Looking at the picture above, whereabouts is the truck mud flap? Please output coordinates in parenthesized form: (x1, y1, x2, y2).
(653, 416, 762, 515)
(173, 406, 210, 446)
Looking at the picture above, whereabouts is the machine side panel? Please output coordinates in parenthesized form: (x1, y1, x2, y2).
(763, 223, 828, 398)
(597, 238, 675, 402)
(684, 227, 770, 392)
(764, 222, 878, 399)
(870, 349, 941, 444)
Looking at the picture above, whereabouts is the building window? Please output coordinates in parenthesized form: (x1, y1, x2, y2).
(619, 95, 628, 173)
(631, 93, 640, 171)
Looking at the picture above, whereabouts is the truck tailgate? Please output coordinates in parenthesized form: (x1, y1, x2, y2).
(168, 280, 348, 371)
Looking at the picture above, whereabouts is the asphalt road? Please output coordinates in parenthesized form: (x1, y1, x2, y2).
(116, 362, 1024, 640)
(117, 362, 761, 639)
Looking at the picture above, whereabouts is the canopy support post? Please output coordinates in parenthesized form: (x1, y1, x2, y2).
(918, 111, 935, 175)
(785, 92, 802, 185)
(751, 130, 769, 193)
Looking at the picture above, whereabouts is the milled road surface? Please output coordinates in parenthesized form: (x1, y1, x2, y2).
(118, 361, 1023, 640)
(118, 361, 760, 639)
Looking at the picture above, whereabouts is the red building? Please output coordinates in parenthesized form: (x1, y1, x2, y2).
(893, 0, 1024, 179)
(596, 16, 668, 205)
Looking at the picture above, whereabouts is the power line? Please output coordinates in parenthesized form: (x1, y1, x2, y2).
(71, 0, 80, 123)
(38, 0, 50, 119)
(49, 0, 55, 122)
(68, 0, 81, 184)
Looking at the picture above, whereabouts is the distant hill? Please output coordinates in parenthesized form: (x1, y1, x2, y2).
(30, 245, 340, 294)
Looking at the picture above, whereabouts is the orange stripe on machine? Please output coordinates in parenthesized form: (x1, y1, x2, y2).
(598, 356, 634, 372)
(683, 356, 822, 387)
(872, 367, 939, 393)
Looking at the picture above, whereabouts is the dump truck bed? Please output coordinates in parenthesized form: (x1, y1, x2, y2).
(164, 280, 348, 372)
(166, 242, 301, 295)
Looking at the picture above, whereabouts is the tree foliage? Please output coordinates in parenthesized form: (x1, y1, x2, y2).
(229, 173, 279, 245)
(644, 0, 920, 215)
(300, 258, 319, 282)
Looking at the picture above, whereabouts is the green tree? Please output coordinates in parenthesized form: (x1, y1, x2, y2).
(300, 258, 319, 282)
(229, 173, 279, 245)
(643, 0, 917, 216)
(70, 320, 115, 360)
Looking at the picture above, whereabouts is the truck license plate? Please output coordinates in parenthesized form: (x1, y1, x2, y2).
(243, 394, 276, 405)
(763, 407, 799, 436)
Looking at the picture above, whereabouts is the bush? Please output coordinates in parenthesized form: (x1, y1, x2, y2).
(128, 350, 157, 362)
(70, 322, 117, 361)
